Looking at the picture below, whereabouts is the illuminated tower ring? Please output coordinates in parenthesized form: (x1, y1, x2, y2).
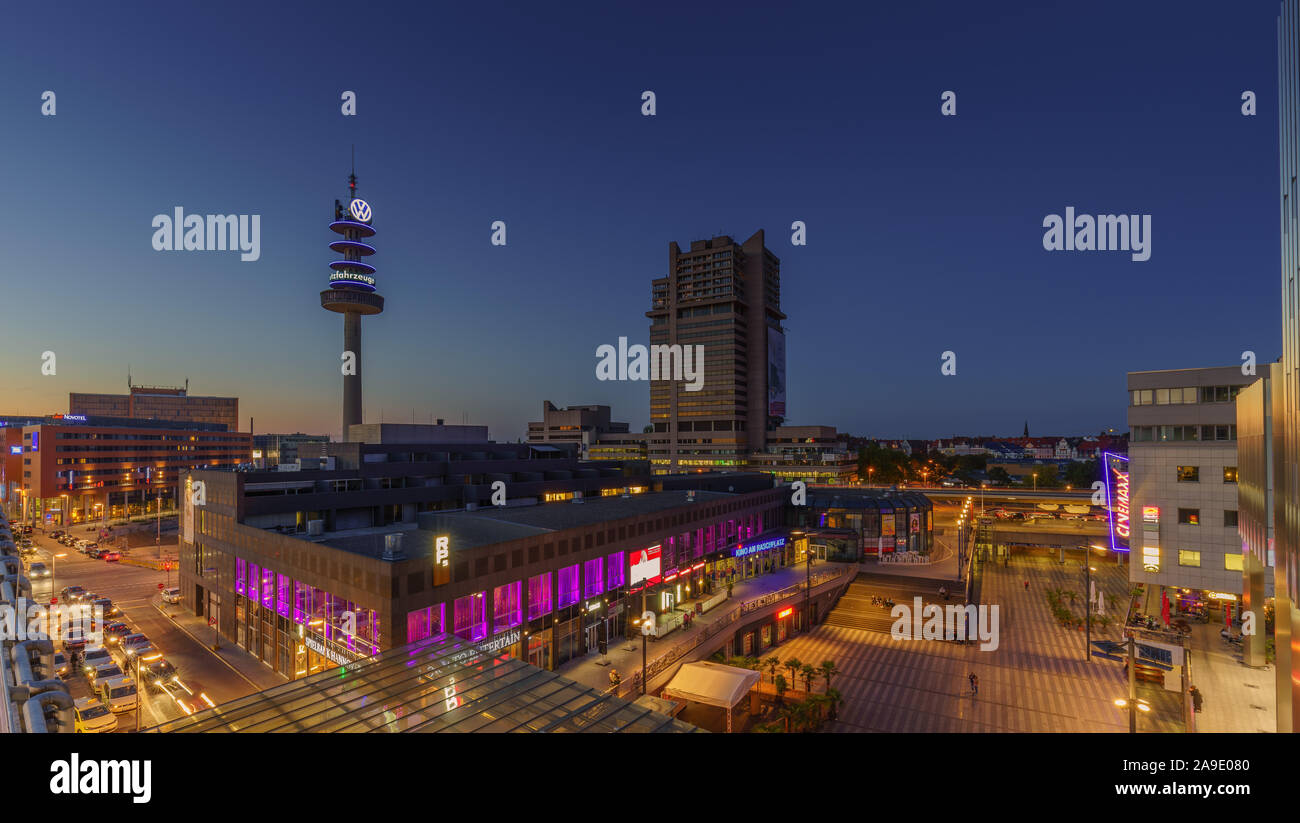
(320, 171, 384, 435)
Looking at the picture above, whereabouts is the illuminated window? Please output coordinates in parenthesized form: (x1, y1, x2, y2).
(1224, 554, 1244, 571)
(407, 603, 445, 642)
(583, 557, 604, 598)
(557, 564, 579, 608)
(493, 581, 522, 633)
(1178, 550, 1201, 567)
(607, 552, 625, 589)
(1223, 466, 1238, 483)
(1176, 466, 1199, 482)
(1177, 508, 1200, 526)
(453, 593, 488, 642)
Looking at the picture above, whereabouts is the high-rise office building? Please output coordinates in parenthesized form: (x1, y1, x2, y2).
(646, 231, 786, 473)
(71, 381, 239, 432)
(1273, 0, 1300, 733)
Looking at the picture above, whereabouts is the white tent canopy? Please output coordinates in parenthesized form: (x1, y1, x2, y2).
(662, 662, 760, 710)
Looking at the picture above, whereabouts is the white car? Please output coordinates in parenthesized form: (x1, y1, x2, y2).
(161, 587, 182, 604)
(27, 561, 50, 579)
(96, 676, 139, 714)
(74, 697, 118, 733)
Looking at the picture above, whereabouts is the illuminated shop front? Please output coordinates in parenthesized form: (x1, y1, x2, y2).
(233, 557, 381, 678)
(790, 490, 934, 558)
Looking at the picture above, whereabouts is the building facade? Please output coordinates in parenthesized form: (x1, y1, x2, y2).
(177, 455, 787, 680)
(2, 415, 250, 525)
(1274, 0, 1300, 734)
(526, 402, 632, 457)
(1127, 367, 1257, 596)
(646, 231, 786, 473)
(1235, 363, 1276, 668)
(70, 382, 239, 433)
(252, 433, 331, 467)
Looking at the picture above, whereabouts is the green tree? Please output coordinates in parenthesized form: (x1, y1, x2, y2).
(764, 656, 781, 684)
(774, 674, 789, 707)
(824, 687, 844, 720)
(784, 657, 802, 689)
(1064, 459, 1098, 489)
(987, 466, 1011, 486)
(800, 663, 818, 693)
(819, 660, 839, 693)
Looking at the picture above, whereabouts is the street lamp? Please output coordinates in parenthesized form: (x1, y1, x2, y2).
(135, 651, 162, 732)
(1032, 472, 1037, 492)
(867, 466, 874, 488)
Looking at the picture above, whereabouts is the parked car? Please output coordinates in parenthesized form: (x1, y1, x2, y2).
(73, 697, 118, 733)
(27, 561, 50, 579)
(80, 645, 113, 674)
(102, 621, 132, 645)
(53, 651, 70, 679)
(143, 658, 178, 692)
(91, 597, 121, 618)
(161, 587, 182, 604)
(49, 530, 65, 539)
(85, 548, 105, 559)
(87, 661, 124, 689)
(84, 542, 99, 552)
(96, 676, 138, 713)
(62, 627, 88, 654)
(118, 634, 153, 661)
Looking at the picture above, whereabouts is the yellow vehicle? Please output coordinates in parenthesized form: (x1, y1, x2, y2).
(73, 697, 118, 733)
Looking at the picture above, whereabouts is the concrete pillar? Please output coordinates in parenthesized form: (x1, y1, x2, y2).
(343, 311, 362, 436)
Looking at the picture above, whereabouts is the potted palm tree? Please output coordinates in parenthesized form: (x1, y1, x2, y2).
(774, 674, 789, 707)
(784, 657, 802, 690)
(764, 656, 781, 684)
(800, 663, 818, 694)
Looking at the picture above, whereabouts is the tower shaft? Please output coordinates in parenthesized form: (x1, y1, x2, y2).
(343, 310, 363, 435)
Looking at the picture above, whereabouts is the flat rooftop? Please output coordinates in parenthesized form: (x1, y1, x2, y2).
(144, 633, 699, 733)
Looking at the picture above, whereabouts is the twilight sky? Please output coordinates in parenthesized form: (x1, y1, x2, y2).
(0, 0, 1282, 441)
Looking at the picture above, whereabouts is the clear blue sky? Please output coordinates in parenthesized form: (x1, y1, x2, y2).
(0, 0, 1282, 441)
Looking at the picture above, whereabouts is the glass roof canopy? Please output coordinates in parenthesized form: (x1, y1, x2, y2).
(145, 634, 699, 733)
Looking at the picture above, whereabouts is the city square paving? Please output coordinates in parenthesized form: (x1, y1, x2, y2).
(767, 555, 1183, 733)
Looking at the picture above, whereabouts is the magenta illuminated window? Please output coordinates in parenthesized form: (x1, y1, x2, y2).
(606, 551, 625, 589)
(293, 580, 308, 624)
(583, 558, 604, 598)
(407, 603, 446, 643)
(235, 558, 246, 596)
(248, 563, 260, 605)
(261, 567, 274, 609)
(557, 564, 579, 608)
(453, 593, 488, 642)
(493, 581, 522, 632)
(527, 573, 551, 620)
(276, 574, 291, 618)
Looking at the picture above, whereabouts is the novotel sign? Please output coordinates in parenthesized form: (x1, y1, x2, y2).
(733, 536, 787, 558)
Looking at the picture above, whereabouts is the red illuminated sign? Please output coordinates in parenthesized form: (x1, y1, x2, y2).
(777, 607, 793, 619)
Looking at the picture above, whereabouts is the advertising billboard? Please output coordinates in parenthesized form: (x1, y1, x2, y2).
(767, 328, 786, 419)
(1103, 452, 1130, 553)
(630, 545, 662, 587)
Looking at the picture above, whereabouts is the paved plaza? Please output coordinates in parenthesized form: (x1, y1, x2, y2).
(765, 554, 1184, 732)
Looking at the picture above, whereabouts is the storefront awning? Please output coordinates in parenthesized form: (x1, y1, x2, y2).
(662, 661, 760, 710)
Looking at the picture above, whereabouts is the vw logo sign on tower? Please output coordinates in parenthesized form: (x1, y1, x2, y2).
(348, 198, 372, 223)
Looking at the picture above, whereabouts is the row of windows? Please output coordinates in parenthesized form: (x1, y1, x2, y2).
(1175, 550, 1244, 571)
(1175, 508, 1237, 527)
(1176, 466, 1238, 483)
(1131, 385, 1244, 406)
(1131, 425, 1237, 442)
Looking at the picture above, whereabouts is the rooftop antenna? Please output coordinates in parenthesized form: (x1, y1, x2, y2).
(348, 145, 357, 200)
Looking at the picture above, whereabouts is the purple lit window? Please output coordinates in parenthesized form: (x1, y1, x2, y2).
(557, 564, 579, 608)
(248, 563, 260, 606)
(583, 558, 604, 598)
(606, 552, 625, 590)
(276, 574, 291, 618)
(407, 603, 446, 643)
(493, 581, 522, 633)
(453, 593, 488, 642)
(293, 580, 309, 624)
(261, 567, 274, 610)
(235, 557, 246, 596)
(527, 573, 551, 620)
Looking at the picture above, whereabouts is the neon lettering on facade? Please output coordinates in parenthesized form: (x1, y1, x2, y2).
(1103, 452, 1130, 553)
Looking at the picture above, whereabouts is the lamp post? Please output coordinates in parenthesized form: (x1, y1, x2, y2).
(1114, 635, 1146, 733)
(135, 651, 162, 732)
(867, 466, 874, 488)
(1032, 473, 1037, 493)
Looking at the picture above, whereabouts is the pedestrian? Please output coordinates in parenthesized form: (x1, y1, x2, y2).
(1023, 580, 1029, 592)
(968, 672, 978, 696)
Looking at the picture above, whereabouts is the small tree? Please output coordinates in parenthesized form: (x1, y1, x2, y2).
(819, 660, 839, 693)
(825, 687, 843, 720)
(764, 656, 781, 684)
(774, 674, 789, 707)
(800, 663, 818, 693)
(784, 657, 802, 688)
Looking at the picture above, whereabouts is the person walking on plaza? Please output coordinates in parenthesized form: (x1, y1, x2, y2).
(1023, 580, 1030, 592)
(968, 672, 979, 696)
